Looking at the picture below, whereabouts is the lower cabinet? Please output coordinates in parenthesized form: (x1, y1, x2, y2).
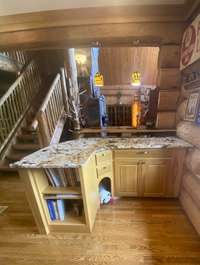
(115, 159, 139, 196)
(114, 149, 185, 198)
(141, 158, 171, 197)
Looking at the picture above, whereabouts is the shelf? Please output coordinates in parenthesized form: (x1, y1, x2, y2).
(42, 186, 81, 195)
(49, 214, 85, 226)
(44, 194, 82, 200)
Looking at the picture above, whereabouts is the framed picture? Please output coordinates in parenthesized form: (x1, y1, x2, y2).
(185, 92, 200, 121)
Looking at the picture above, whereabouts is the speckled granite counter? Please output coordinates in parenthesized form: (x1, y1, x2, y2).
(12, 137, 192, 169)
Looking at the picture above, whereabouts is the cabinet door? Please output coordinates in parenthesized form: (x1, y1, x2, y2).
(80, 155, 99, 232)
(115, 159, 139, 196)
(141, 158, 171, 197)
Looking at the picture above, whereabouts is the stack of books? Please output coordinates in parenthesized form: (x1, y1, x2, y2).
(47, 199, 83, 221)
(45, 168, 80, 187)
(47, 199, 65, 221)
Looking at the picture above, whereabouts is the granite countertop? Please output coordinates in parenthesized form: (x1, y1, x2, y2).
(12, 137, 192, 169)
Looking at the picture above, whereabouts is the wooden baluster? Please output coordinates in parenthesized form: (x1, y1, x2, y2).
(37, 111, 51, 147)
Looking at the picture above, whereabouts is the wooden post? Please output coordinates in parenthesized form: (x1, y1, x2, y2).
(60, 68, 69, 114)
(37, 111, 50, 147)
(64, 48, 80, 130)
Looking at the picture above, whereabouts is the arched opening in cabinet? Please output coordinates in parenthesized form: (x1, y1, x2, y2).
(99, 177, 112, 204)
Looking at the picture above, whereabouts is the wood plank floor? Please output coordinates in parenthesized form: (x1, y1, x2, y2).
(0, 173, 200, 265)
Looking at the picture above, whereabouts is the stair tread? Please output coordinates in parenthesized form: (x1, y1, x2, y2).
(13, 143, 39, 151)
(0, 161, 16, 172)
(17, 133, 38, 141)
(6, 151, 33, 162)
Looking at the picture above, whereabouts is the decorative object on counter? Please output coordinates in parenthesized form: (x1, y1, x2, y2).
(131, 95, 141, 128)
(185, 92, 199, 121)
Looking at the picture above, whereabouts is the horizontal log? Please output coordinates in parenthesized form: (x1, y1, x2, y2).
(157, 68, 181, 90)
(186, 148, 200, 177)
(0, 54, 22, 73)
(182, 172, 200, 207)
(176, 99, 187, 121)
(156, 112, 176, 129)
(180, 188, 200, 235)
(0, 22, 184, 49)
(158, 45, 180, 68)
(177, 121, 200, 148)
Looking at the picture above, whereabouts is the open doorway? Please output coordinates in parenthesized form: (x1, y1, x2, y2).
(75, 46, 159, 129)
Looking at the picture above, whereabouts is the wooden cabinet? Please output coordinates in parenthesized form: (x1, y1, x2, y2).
(114, 149, 185, 198)
(141, 158, 171, 197)
(115, 159, 139, 196)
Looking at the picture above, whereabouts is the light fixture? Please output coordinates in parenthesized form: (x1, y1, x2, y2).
(131, 71, 141, 87)
(75, 53, 87, 64)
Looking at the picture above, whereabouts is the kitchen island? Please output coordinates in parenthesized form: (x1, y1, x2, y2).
(13, 137, 191, 234)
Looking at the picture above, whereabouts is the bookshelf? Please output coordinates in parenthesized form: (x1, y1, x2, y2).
(19, 154, 100, 234)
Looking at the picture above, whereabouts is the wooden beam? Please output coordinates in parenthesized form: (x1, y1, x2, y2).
(0, 54, 22, 73)
(0, 4, 194, 34)
(0, 22, 185, 50)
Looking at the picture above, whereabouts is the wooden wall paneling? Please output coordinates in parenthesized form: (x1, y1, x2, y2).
(157, 90, 180, 111)
(157, 68, 181, 90)
(156, 112, 176, 129)
(158, 45, 180, 68)
(99, 47, 159, 86)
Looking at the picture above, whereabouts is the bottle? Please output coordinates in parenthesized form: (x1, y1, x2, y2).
(131, 96, 141, 128)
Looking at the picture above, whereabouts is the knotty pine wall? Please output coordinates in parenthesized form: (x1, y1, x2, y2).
(99, 47, 159, 86)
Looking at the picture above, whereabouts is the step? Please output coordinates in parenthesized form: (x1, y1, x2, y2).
(17, 133, 38, 143)
(13, 143, 39, 152)
(0, 161, 17, 172)
(6, 151, 30, 162)
(22, 125, 37, 132)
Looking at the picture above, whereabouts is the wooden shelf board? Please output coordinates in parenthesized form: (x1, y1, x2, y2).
(49, 214, 85, 226)
(44, 195, 82, 200)
(42, 186, 81, 195)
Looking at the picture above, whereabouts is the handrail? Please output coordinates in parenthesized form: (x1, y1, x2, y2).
(0, 60, 42, 153)
(37, 72, 66, 147)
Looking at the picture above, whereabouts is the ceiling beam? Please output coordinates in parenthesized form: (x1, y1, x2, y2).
(0, 22, 185, 50)
(0, 3, 195, 34)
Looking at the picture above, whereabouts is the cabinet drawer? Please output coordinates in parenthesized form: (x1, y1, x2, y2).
(97, 163, 112, 177)
(95, 150, 112, 165)
(114, 149, 173, 159)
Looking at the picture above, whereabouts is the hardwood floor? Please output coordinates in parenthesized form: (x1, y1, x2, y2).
(0, 173, 200, 265)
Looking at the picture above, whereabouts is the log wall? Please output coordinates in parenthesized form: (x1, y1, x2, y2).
(176, 60, 200, 235)
(156, 45, 181, 129)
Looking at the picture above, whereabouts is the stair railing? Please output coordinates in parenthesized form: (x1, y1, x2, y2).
(37, 70, 67, 147)
(0, 60, 42, 153)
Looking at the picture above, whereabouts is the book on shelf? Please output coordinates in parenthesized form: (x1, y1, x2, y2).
(47, 200, 56, 221)
(45, 169, 67, 187)
(45, 168, 80, 188)
(46, 199, 66, 221)
(57, 200, 65, 221)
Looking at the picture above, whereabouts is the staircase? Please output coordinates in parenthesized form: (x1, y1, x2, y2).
(0, 62, 68, 172)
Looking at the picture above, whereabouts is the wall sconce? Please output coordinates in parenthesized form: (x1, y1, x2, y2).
(131, 71, 141, 87)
